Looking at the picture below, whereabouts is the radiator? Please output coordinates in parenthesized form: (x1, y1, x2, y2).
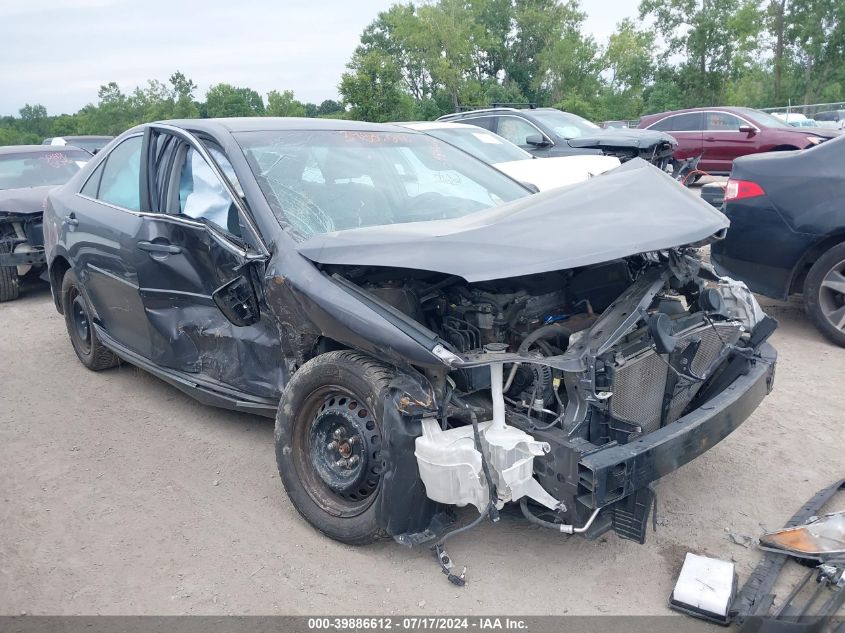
(609, 321, 742, 435)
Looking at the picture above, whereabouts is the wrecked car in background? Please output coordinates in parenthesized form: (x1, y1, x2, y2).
(438, 106, 677, 170)
(0, 145, 90, 301)
(44, 118, 777, 549)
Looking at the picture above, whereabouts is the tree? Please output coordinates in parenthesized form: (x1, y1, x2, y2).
(205, 84, 265, 117)
(77, 82, 135, 134)
(317, 99, 345, 115)
(266, 89, 306, 117)
(18, 104, 50, 138)
(130, 80, 175, 122)
(339, 49, 414, 122)
(169, 71, 199, 118)
(785, 0, 845, 103)
(595, 19, 656, 119)
(639, 0, 763, 105)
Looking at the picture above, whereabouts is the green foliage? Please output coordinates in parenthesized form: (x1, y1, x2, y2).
(317, 99, 345, 116)
(2, 0, 844, 146)
(206, 83, 265, 117)
(266, 90, 306, 117)
(339, 49, 414, 122)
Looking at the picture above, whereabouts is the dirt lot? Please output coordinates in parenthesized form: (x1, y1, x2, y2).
(1, 276, 843, 616)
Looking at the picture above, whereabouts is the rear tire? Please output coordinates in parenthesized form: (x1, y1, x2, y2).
(0, 242, 20, 302)
(275, 351, 396, 545)
(60, 269, 119, 370)
(803, 242, 845, 347)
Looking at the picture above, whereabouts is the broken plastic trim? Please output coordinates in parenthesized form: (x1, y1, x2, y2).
(733, 477, 845, 624)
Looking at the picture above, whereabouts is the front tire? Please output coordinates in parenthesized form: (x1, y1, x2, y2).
(275, 351, 396, 544)
(61, 269, 119, 370)
(0, 242, 20, 302)
(804, 242, 845, 347)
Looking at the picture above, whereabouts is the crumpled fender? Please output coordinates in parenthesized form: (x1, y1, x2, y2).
(375, 373, 443, 537)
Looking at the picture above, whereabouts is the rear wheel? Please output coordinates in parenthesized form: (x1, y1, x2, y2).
(61, 269, 120, 370)
(275, 351, 395, 544)
(804, 242, 845, 347)
(0, 242, 20, 302)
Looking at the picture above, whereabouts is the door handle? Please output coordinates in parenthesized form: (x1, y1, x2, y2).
(64, 214, 78, 227)
(705, 136, 716, 142)
(137, 241, 181, 254)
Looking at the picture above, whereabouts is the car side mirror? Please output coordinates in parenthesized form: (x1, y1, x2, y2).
(212, 275, 260, 326)
(738, 125, 756, 136)
(525, 133, 550, 147)
(520, 181, 540, 193)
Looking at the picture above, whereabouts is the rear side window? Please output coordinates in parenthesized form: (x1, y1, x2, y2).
(460, 116, 496, 132)
(80, 162, 104, 197)
(650, 112, 704, 132)
(97, 136, 143, 211)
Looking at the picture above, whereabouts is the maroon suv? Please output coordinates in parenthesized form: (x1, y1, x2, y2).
(638, 106, 841, 174)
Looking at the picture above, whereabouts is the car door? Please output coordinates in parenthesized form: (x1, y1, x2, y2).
(703, 112, 757, 172)
(71, 133, 153, 358)
(131, 127, 285, 398)
(648, 112, 704, 163)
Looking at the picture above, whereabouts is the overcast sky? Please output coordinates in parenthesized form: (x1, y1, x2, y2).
(0, 0, 638, 116)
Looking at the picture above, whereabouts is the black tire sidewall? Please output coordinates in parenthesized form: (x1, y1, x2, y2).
(61, 269, 95, 364)
(804, 242, 845, 347)
(275, 352, 391, 545)
(0, 242, 20, 302)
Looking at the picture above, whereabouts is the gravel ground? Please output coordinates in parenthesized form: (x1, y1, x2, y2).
(1, 276, 843, 616)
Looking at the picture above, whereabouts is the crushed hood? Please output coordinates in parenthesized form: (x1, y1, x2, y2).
(0, 185, 54, 216)
(567, 128, 677, 151)
(296, 158, 729, 282)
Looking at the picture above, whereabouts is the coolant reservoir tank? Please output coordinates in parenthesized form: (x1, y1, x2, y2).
(414, 417, 489, 514)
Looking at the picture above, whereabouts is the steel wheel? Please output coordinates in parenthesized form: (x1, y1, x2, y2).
(70, 291, 92, 354)
(292, 386, 383, 518)
(60, 269, 119, 370)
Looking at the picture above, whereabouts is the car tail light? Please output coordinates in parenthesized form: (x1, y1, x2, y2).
(724, 178, 765, 202)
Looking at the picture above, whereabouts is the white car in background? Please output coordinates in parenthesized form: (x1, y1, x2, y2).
(771, 112, 820, 128)
(396, 121, 619, 191)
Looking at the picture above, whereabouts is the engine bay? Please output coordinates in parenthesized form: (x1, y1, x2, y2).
(327, 248, 775, 541)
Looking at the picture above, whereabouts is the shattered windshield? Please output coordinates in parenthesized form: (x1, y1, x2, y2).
(0, 150, 88, 190)
(531, 110, 600, 140)
(423, 127, 533, 164)
(235, 130, 528, 239)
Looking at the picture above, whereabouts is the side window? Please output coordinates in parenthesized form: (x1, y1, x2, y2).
(461, 116, 496, 131)
(494, 117, 542, 146)
(673, 112, 704, 130)
(97, 135, 143, 211)
(649, 117, 675, 132)
(652, 113, 703, 131)
(706, 113, 744, 131)
(80, 162, 104, 197)
(178, 146, 241, 236)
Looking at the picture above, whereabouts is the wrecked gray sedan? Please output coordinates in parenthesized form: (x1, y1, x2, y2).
(43, 118, 777, 548)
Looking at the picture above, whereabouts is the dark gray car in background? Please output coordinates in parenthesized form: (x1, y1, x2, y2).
(438, 107, 677, 168)
(0, 144, 90, 301)
(43, 117, 775, 549)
